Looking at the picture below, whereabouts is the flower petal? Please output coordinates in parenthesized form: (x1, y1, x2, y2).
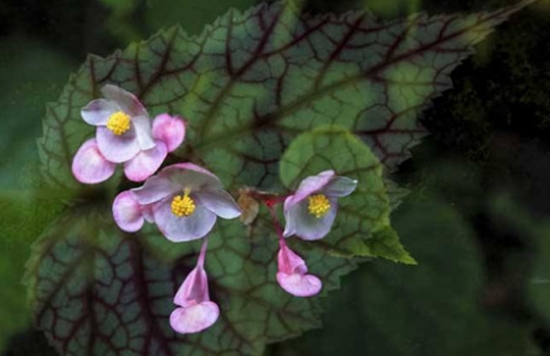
(96, 126, 140, 163)
(152, 113, 185, 152)
(174, 265, 210, 307)
(276, 272, 322, 297)
(123, 141, 167, 182)
(142, 204, 155, 223)
(101, 84, 147, 117)
(289, 170, 335, 205)
(196, 190, 241, 219)
(112, 191, 144, 233)
(323, 176, 358, 197)
(131, 174, 179, 205)
(71, 138, 116, 184)
(277, 243, 308, 275)
(81, 99, 118, 126)
(283, 197, 337, 240)
(170, 302, 220, 334)
(159, 163, 223, 192)
(153, 198, 217, 242)
(132, 115, 156, 150)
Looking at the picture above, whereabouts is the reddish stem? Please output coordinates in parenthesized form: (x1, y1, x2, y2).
(267, 205, 287, 249)
(197, 236, 208, 268)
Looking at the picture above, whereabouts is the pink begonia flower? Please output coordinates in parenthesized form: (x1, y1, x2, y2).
(276, 239, 322, 297)
(283, 170, 357, 240)
(113, 163, 241, 241)
(170, 238, 219, 334)
(71, 84, 185, 183)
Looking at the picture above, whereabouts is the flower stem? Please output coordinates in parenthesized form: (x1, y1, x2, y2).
(267, 205, 286, 249)
(197, 236, 209, 268)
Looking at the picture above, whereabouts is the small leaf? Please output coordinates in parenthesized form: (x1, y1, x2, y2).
(280, 125, 414, 263)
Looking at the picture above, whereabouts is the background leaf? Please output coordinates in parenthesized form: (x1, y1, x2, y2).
(0, 36, 76, 353)
(486, 193, 550, 331)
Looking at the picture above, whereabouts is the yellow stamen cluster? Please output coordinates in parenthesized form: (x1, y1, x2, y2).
(106, 111, 131, 135)
(307, 194, 331, 218)
(171, 189, 196, 217)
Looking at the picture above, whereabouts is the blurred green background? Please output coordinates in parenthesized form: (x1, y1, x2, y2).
(1, 0, 550, 355)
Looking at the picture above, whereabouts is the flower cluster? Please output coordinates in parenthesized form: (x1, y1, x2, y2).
(72, 85, 357, 335)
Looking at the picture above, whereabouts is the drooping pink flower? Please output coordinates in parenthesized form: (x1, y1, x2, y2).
(113, 163, 241, 241)
(283, 170, 357, 240)
(276, 239, 322, 297)
(72, 85, 185, 183)
(170, 238, 220, 334)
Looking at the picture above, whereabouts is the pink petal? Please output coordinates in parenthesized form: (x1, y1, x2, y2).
(324, 176, 358, 197)
(152, 113, 185, 152)
(96, 126, 140, 163)
(123, 141, 167, 182)
(277, 243, 308, 275)
(283, 197, 337, 240)
(81, 99, 118, 126)
(112, 191, 144, 232)
(142, 204, 155, 223)
(170, 302, 220, 334)
(174, 265, 210, 307)
(131, 175, 178, 205)
(276, 243, 322, 297)
(289, 170, 335, 205)
(71, 138, 116, 184)
(153, 198, 217, 242)
(196, 190, 241, 219)
(101, 84, 148, 117)
(160, 163, 222, 191)
(276, 272, 322, 297)
(132, 115, 156, 150)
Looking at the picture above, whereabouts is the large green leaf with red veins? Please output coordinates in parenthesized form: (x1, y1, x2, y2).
(25, 206, 356, 356)
(38, 1, 532, 189)
(279, 125, 415, 263)
(31, 1, 533, 355)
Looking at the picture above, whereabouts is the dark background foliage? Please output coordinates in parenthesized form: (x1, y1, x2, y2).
(1, 0, 549, 355)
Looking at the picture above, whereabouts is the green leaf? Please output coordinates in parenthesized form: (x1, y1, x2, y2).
(38, 1, 532, 191)
(270, 195, 541, 356)
(25, 207, 356, 356)
(279, 125, 414, 263)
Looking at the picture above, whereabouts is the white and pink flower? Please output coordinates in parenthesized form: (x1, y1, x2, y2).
(113, 163, 241, 241)
(72, 85, 185, 183)
(283, 170, 357, 240)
